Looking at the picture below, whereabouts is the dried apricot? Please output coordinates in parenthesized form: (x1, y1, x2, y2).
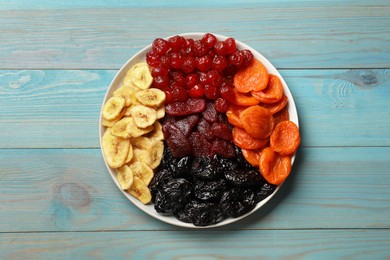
(259, 147, 291, 185)
(241, 148, 262, 167)
(273, 105, 290, 125)
(226, 104, 246, 128)
(232, 127, 268, 150)
(270, 121, 300, 155)
(252, 74, 284, 104)
(234, 58, 269, 93)
(239, 105, 275, 139)
(227, 88, 260, 106)
(260, 95, 288, 114)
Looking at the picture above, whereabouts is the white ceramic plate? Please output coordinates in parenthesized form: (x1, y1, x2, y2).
(99, 32, 299, 228)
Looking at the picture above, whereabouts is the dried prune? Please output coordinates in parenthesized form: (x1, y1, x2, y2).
(170, 156, 194, 178)
(191, 156, 222, 180)
(154, 178, 192, 214)
(149, 169, 173, 201)
(253, 182, 277, 203)
(175, 200, 222, 226)
(224, 169, 264, 187)
(220, 188, 256, 218)
(193, 179, 228, 201)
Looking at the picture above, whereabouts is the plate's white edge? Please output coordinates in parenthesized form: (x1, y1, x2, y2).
(99, 32, 299, 229)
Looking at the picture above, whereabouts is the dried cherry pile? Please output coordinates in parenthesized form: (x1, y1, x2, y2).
(149, 145, 276, 226)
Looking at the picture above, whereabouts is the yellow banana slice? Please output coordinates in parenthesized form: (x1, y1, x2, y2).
(127, 176, 152, 204)
(126, 117, 154, 138)
(128, 161, 154, 186)
(102, 129, 130, 168)
(135, 88, 166, 107)
(111, 117, 133, 139)
(124, 142, 134, 164)
(131, 105, 157, 128)
(131, 136, 152, 150)
(102, 107, 126, 127)
(102, 96, 126, 120)
(148, 140, 164, 169)
(124, 106, 133, 117)
(147, 121, 164, 141)
(156, 106, 165, 119)
(113, 86, 133, 107)
(116, 165, 134, 190)
(132, 148, 152, 166)
(127, 63, 153, 90)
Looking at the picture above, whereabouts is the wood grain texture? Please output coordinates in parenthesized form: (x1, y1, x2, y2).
(0, 147, 389, 232)
(1, 229, 390, 259)
(0, 1, 389, 69)
(1, 69, 389, 148)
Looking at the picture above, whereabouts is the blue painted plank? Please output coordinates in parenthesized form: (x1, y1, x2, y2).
(0, 2, 389, 69)
(0, 147, 389, 232)
(1, 69, 389, 148)
(1, 229, 389, 259)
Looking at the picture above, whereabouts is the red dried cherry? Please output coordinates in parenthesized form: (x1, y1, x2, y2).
(181, 56, 195, 74)
(193, 40, 208, 57)
(204, 84, 219, 100)
(170, 52, 184, 69)
(146, 51, 161, 67)
(213, 41, 227, 56)
(186, 73, 200, 88)
(206, 70, 222, 88)
(241, 50, 254, 67)
(169, 35, 186, 52)
(188, 84, 205, 98)
(195, 55, 212, 72)
(153, 76, 170, 89)
(201, 33, 217, 49)
(212, 55, 228, 72)
(151, 67, 169, 77)
(214, 98, 229, 113)
(228, 50, 244, 66)
(172, 86, 188, 102)
(160, 55, 170, 68)
(152, 38, 171, 55)
(224, 38, 236, 54)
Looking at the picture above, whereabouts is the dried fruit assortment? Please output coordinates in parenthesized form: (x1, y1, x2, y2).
(101, 33, 300, 226)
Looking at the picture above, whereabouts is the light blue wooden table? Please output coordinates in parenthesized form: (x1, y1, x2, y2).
(1, 1, 389, 259)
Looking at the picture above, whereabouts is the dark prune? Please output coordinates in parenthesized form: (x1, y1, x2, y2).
(170, 156, 194, 178)
(175, 200, 222, 226)
(149, 169, 173, 201)
(220, 188, 256, 218)
(154, 178, 192, 214)
(191, 156, 222, 180)
(253, 182, 277, 203)
(224, 169, 264, 187)
(193, 179, 228, 201)
(215, 156, 239, 172)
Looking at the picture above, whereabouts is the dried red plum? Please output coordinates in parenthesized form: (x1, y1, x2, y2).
(191, 156, 222, 180)
(202, 102, 218, 123)
(190, 132, 214, 157)
(164, 123, 193, 157)
(196, 118, 214, 142)
(175, 200, 222, 226)
(212, 139, 235, 158)
(224, 169, 264, 187)
(193, 179, 228, 201)
(165, 98, 206, 116)
(220, 188, 256, 218)
(174, 114, 200, 137)
(154, 178, 192, 214)
(210, 122, 232, 141)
